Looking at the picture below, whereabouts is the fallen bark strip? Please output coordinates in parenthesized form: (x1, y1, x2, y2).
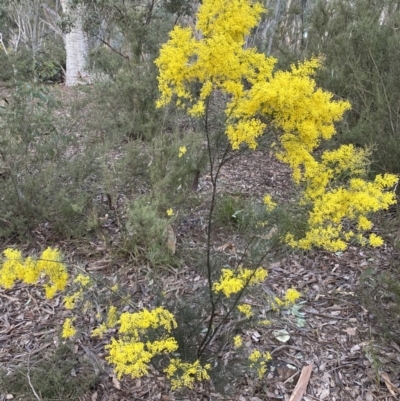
(289, 363, 313, 401)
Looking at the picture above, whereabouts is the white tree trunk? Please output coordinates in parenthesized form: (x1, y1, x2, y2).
(60, 0, 89, 86)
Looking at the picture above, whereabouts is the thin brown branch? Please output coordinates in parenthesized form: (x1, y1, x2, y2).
(26, 353, 42, 401)
(95, 35, 130, 61)
(366, 44, 396, 139)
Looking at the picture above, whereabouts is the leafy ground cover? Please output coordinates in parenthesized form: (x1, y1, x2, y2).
(1, 125, 399, 400)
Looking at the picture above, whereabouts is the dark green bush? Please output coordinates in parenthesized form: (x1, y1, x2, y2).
(301, 0, 400, 174)
(0, 83, 104, 239)
(0, 344, 99, 400)
(359, 263, 400, 341)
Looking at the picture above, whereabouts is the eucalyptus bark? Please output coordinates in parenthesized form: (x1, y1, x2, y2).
(60, 0, 89, 86)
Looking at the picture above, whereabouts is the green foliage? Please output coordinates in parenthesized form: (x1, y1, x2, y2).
(295, 0, 400, 174)
(0, 83, 105, 239)
(359, 263, 400, 341)
(86, 62, 162, 140)
(0, 22, 65, 83)
(214, 194, 248, 229)
(124, 196, 176, 265)
(255, 199, 308, 250)
(116, 123, 205, 265)
(80, 0, 182, 142)
(80, 0, 177, 60)
(163, 0, 195, 18)
(148, 128, 205, 206)
(0, 345, 99, 400)
(0, 52, 15, 83)
(89, 46, 125, 79)
(213, 193, 294, 242)
(34, 35, 66, 83)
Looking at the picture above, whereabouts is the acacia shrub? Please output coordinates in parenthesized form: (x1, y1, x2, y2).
(297, 0, 400, 174)
(1, 0, 399, 394)
(273, 0, 400, 346)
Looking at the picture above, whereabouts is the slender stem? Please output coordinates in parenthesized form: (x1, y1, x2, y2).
(197, 94, 233, 356)
(73, 263, 139, 311)
(195, 91, 282, 357)
(366, 44, 396, 140)
(204, 98, 214, 304)
(197, 115, 257, 356)
(93, 35, 130, 61)
(26, 352, 42, 401)
(197, 99, 217, 357)
(197, 235, 282, 357)
(197, 239, 254, 357)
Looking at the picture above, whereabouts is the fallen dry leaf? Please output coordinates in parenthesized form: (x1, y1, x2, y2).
(87, 257, 112, 271)
(344, 327, 357, 336)
(273, 329, 290, 343)
(365, 392, 373, 401)
(380, 371, 399, 395)
(319, 388, 330, 400)
(166, 224, 176, 254)
(216, 242, 236, 253)
(112, 375, 121, 390)
(390, 341, 400, 353)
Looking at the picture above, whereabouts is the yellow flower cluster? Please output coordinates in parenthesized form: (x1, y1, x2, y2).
(91, 323, 108, 338)
(0, 247, 68, 299)
(263, 195, 277, 211)
(107, 305, 118, 328)
(62, 318, 76, 339)
(233, 335, 243, 348)
(64, 290, 83, 309)
(237, 303, 253, 318)
(248, 349, 272, 379)
(164, 359, 211, 390)
(156, 0, 267, 117)
(73, 273, 91, 286)
(277, 141, 397, 250)
(272, 296, 285, 310)
(106, 307, 179, 379)
(92, 305, 119, 338)
(155, 0, 398, 252)
(284, 288, 301, 305)
(286, 170, 398, 251)
(155, 0, 348, 152)
(63, 273, 92, 310)
(213, 266, 268, 297)
(178, 146, 187, 158)
(271, 288, 301, 310)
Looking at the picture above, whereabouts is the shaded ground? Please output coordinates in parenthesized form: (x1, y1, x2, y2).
(1, 136, 400, 400)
